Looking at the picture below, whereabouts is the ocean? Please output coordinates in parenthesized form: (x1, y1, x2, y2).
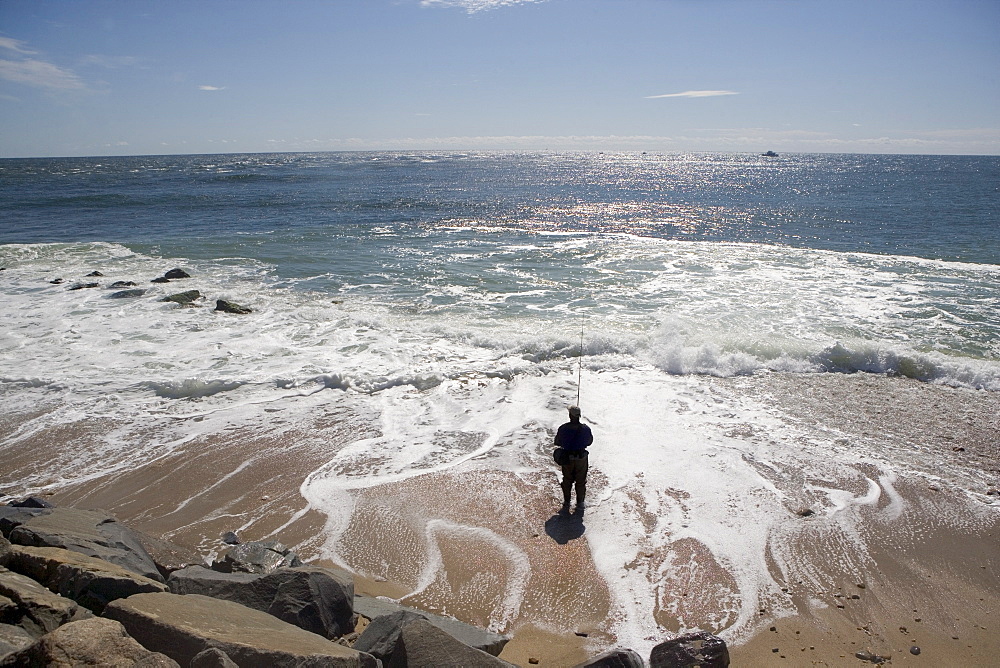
(1, 151, 998, 651)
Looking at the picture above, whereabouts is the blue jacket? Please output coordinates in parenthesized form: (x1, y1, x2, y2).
(555, 421, 593, 452)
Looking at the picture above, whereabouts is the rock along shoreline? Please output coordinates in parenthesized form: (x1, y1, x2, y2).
(0, 497, 729, 667)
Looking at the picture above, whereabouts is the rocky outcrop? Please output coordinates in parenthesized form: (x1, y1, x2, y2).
(109, 281, 137, 288)
(0, 624, 34, 660)
(0, 567, 91, 637)
(649, 630, 730, 668)
(161, 290, 202, 306)
(190, 647, 239, 668)
(354, 593, 510, 656)
(2, 499, 688, 668)
(104, 592, 378, 667)
(110, 288, 147, 298)
(0, 507, 48, 537)
(68, 282, 99, 290)
(134, 532, 204, 580)
(573, 648, 645, 667)
(2, 507, 163, 583)
(211, 539, 301, 574)
(169, 564, 355, 638)
(215, 299, 253, 314)
(0, 617, 178, 667)
(387, 617, 517, 668)
(353, 609, 426, 663)
(7, 498, 53, 510)
(164, 268, 191, 279)
(6, 545, 167, 613)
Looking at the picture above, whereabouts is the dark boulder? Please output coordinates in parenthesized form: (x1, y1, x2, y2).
(0, 593, 15, 622)
(0, 617, 178, 667)
(0, 623, 34, 659)
(573, 648, 645, 667)
(0, 566, 92, 637)
(169, 564, 354, 639)
(191, 647, 239, 668)
(215, 299, 253, 314)
(48, 278, 63, 284)
(151, 276, 171, 283)
(110, 288, 147, 299)
(354, 593, 509, 656)
(387, 617, 517, 667)
(6, 544, 167, 614)
(167, 567, 261, 598)
(353, 609, 426, 662)
(164, 268, 191, 279)
(161, 290, 202, 306)
(85, 271, 104, 277)
(105, 592, 378, 667)
(68, 282, 99, 290)
(8, 498, 53, 510)
(109, 280, 137, 288)
(134, 532, 205, 580)
(5, 507, 163, 583)
(0, 507, 50, 539)
(221, 531, 240, 545)
(211, 539, 301, 574)
(649, 631, 729, 668)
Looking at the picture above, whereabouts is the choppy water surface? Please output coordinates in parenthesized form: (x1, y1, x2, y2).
(1, 151, 997, 651)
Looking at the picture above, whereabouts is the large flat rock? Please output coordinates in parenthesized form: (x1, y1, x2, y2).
(0, 508, 48, 538)
(105, 592, 378, 667)
(5, 507, 163, 582)
(0, 566, 91, 637)
(388, 617, 517, 668)
(169, 565, 354, 639)
(0, 624, 34, 660)
(7, 544, 167, 613)
(0, 617, 178, 667)
(354, 593, 510, 656)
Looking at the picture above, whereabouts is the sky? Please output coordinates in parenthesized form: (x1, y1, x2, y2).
(1, 0, 998, 157)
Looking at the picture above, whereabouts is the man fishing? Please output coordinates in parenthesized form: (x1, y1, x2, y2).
(555, 405, 593, 510)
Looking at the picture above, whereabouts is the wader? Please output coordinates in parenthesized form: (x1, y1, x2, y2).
(560, 450, 589, 507)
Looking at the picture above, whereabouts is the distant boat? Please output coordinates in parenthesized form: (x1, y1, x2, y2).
(762, 150, 779, 157)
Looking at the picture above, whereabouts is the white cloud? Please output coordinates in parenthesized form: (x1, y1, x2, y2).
(646, 90, 739, 99)
(0, 58, 85, 90)
(0, 37, 36, 55)
(420, 0, 544, 13)
(198, 85, 224, 91)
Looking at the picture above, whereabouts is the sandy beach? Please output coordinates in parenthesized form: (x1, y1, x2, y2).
(2, 372, 997, 666)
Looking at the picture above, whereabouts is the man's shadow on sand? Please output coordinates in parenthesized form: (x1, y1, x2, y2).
(544, 506, 586, 544)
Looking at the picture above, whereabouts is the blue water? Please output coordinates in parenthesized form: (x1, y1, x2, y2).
(2, 151, 997, 388)
(2, 152, 998, 263)
(2, 152, 999, 649)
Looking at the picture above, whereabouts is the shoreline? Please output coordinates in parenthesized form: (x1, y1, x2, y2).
(2, 371, 998, 665)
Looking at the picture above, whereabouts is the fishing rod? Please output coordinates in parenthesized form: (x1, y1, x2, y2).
(576, 314, 584, 408)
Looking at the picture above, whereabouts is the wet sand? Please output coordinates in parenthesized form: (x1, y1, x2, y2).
(1, 372, 997, 666)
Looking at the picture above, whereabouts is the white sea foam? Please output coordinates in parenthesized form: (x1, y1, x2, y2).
(2, 237, 998, 653)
